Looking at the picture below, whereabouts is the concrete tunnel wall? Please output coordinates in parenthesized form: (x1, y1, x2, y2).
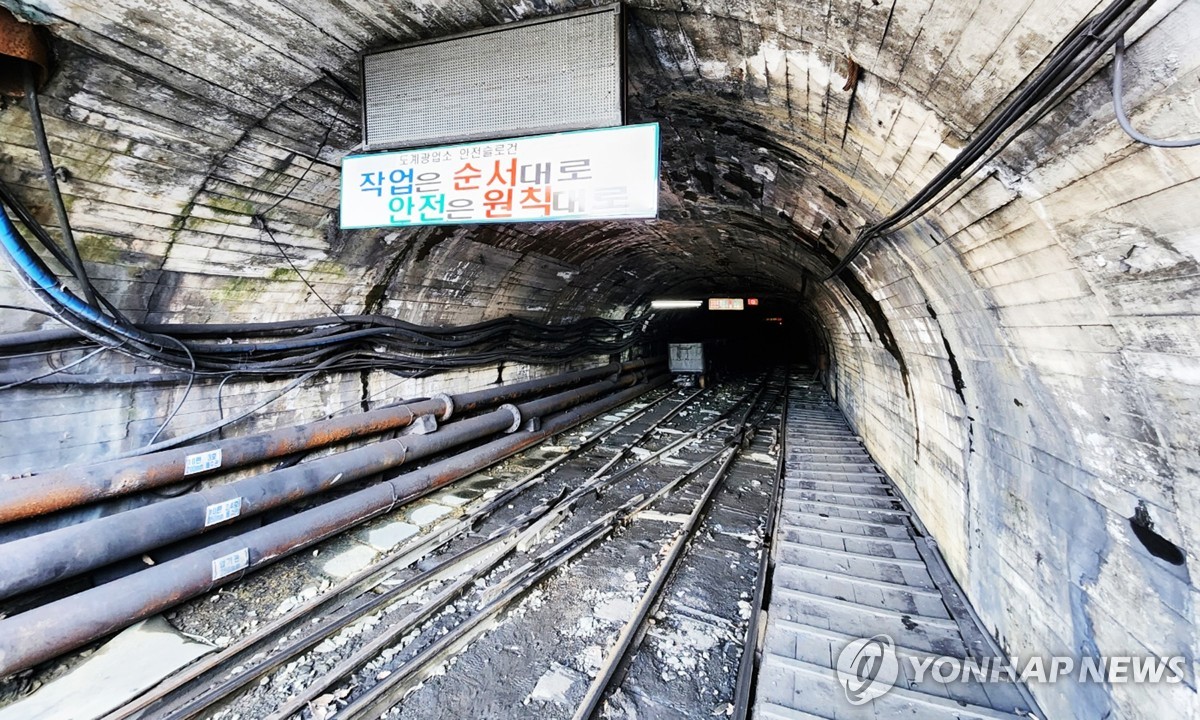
(0, 1, 1197, 716)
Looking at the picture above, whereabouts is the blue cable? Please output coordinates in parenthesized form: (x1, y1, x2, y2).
(0, 203, 154, 347)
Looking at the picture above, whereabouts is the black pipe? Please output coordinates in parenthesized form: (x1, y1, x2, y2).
(0, 375, 667, 677)
(0, 373, 643, 599)
(0, 358, 660, 524)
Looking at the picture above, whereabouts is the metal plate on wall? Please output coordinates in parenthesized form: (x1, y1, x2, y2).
(362, 5, 623, 151)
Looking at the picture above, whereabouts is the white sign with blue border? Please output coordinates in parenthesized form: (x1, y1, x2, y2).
(340, 124, 660, 229)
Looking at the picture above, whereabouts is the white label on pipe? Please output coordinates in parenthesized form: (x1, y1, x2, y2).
(204, 497, 243, 527)
(211, 548, 249, 581)
(184, 448, 222, 476)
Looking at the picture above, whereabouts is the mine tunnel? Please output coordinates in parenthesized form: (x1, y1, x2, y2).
(0, 0, 1197, 718)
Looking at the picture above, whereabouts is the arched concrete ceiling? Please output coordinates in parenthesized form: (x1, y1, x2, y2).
(1, 2, 1199, 717)
(0, 0, 1053, 322)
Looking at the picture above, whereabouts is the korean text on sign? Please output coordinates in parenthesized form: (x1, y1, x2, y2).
(341, 124, 660, 229)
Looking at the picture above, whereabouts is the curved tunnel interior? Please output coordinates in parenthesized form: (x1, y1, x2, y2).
(647, 300, 821, 375)
(0, 0, 1198, 717)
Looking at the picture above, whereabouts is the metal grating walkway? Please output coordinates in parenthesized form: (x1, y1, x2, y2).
(753, 378, 1039, 720)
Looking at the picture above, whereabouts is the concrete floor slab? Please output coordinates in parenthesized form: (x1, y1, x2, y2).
(361, 520, 419, 552)
(0, 617, 212, 720)
(407, 503, 453, 526)
(321, 544, 379, 579)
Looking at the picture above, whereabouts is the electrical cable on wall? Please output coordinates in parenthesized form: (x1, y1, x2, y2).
(0, 78, 643, 387)
(21, 64, 98, 308)
(1112, 35, 1200, 148)
(0, 346, 109, 390)
(252, 72, 352, 320)
(821, 0, 1190, 281)
(144, 333, 196, 445)
(254, 215, 345, 320)
(0, 198, 644, 379)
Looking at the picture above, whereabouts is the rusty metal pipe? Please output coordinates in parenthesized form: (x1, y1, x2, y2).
(0, 398, 438, 525)
(0, 375, 667, 678)
(443, 357, 659, 417)
(386, 373, 665, 503)
(0, 8, 49, 97)
(0, 373, 642, 600)
(0, 358, 660, 524)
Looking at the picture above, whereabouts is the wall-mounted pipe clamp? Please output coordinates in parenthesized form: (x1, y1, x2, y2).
(499, 404, 523, 433)
(432, 393, 455, 421)
(401, 414, 438, 436)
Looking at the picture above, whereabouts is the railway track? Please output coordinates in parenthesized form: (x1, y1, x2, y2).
(571, 375, 787, 720)
(102, 375, 787, 719)
(325, 376, 784, 720)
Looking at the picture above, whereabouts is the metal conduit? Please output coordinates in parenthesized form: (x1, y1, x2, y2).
(0, 358, 659, 524)
(0, 374, 668, 678)
(0, 369, 656, 600)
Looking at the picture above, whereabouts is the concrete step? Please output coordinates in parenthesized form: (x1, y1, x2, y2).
(784, 487, 902, 506)
(778, 511, 913, 541)
(779, 505, 910, 528)
(760, 626, 1030, 717)
(773, 561, 941, 598)
(789, 479, 893, 494)
(772, 564, 951, 618)
(779, 523, 918, 550)
(781, 498, 910, 518)
(755, 379, 1035, 720)
(756, 653, 1025, 719)
(772, 534, 937, 589)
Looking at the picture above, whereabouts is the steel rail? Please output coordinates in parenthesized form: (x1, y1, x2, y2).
(331, 443, 740, 720)
(572, 381, 765, 499)
(571, 374, 784, 720)
(172, 387, 719, 720)
(332, 379, 781, 720)
(571, 444, 745, 720)
(331, 508, 626, 720)
(113, 385, 689, 720)
(0, 376, 668, 677)
(262, 502, 578, 720)
(179, 526, 528, 720)
(731, 376, 790, 719)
